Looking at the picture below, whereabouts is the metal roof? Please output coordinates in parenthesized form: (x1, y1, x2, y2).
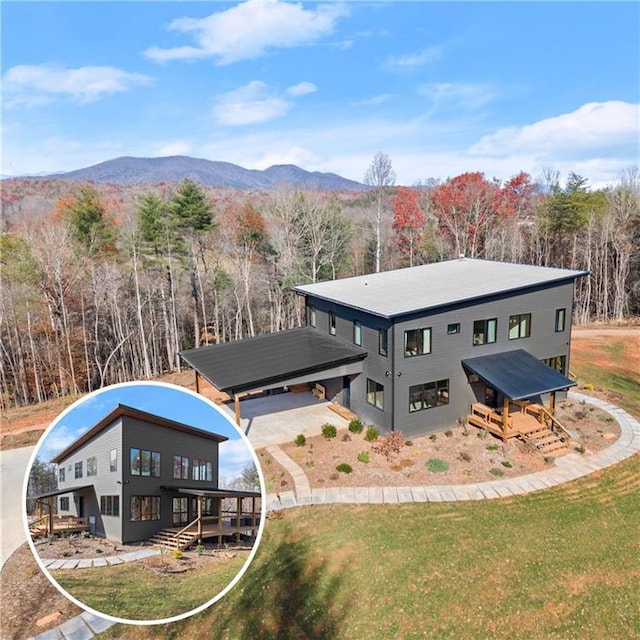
(180, 327, 367, 395)
(462, 349, 576, 400)
(294, 258, 588, 318)
(171, 487, 262, 499)
(52, 404, 228, 464)
(30, 485, 95, 500)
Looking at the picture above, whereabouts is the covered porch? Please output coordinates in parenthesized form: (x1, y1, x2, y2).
(463, 349, 576, 454)
(151, 487, 262, 550)
(28, 486, 93, 539)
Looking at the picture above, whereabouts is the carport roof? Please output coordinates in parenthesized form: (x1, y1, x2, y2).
(179, 327, 367, 395)
(462, 349, 576, 401)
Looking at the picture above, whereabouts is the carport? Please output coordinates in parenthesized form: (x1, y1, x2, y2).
(180, 327, 367, 424)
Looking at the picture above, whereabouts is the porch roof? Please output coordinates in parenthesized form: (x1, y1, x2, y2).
(30, 485, 94, 500)
(168, 487, 262, 499)
(179, 327, 367, 396)
(462, 349, 576, 401)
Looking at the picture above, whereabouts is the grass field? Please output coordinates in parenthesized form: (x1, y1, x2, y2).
(52, 552, 249, 621)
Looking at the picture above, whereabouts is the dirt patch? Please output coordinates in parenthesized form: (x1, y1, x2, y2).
(257, 448, 296, 494)
(274, 399, 621, 489)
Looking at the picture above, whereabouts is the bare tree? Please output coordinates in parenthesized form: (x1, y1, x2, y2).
(364, 152, 395, 272)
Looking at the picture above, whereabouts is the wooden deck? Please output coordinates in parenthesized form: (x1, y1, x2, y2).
(29, 516, 89, 539)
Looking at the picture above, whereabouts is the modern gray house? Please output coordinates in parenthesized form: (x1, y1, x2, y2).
(181, 258, 587, 446)
(33, 404, 260, 547)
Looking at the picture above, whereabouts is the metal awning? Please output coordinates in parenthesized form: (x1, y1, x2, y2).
(180, 326, 367, 396)
(462, 349, 576, 401)
(30, 485, 94, 500)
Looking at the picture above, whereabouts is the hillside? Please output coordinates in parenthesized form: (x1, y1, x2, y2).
(33, 155, 367, 191)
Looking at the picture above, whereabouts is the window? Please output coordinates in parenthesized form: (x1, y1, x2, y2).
(87, 456, 97, 477)
(543, 355, 567, 374)
(100, 495, 120, 517)
(447, 323, 460, 335)
(329, 311, 336, 335)
(130, 496, 160, 521)
(74, 461, 83, 479)
(353, 320, 362, 346)
(473, 318, 497, 345)
(378, 329, 388, 357)
(172, 497, 189, 526)
(192, 459, 214, 481)
(404, 328, 431, 357)
(59, 497, 69, 511)
(409, 380, 449, 412)
(109, 449, 117, 472)
(366, 378, 384, 410)
(173, 455, 190, 480)
(130, 448, 161, 477)
(58, 467, 65, 483)
(555, 308, 566, 332)
(509, 313, 531, 340)
(308, 306, 316, 327)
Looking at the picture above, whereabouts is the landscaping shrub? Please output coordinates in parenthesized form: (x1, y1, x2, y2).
(364, 426, 379, 442)
(321, 423, 337, 439)
(371, 431, 405, 459)
(575, 443, 586, 454)
(336, 463, 353, 474)
(294, 434, 306, 447)
(427, 458, 449, 473)
(501, 460, 513, 468)
(348, 418, 364, 434)
(172, 549, 184, 560)
(489, 467, 504, 477)
(444, 429, 453, 438)
(405, 440, 413, 446)
(458, 451, 472, 462)
(429, 433, 437, 441)
(357, 451, 370, 463)
(342, 433, 352, 442)
(485, 443, 500, 451)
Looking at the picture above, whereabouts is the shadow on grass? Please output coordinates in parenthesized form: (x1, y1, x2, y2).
(213, 523, 351, 639)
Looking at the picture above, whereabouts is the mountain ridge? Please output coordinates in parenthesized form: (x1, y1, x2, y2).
(32, 155, 367, 191)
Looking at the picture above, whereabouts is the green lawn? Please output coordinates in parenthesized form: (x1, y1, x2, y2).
(101, 452, 640, 639)
(52, 552, 249, 621)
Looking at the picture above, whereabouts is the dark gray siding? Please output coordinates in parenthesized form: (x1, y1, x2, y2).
(121, 416, 220, 543)
(55, 420, 122, 539)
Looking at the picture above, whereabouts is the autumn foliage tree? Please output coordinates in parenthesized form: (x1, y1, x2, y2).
(392, 187, 426, 266)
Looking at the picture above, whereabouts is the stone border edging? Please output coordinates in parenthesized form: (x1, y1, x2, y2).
(40, 548, 160, 570)
(265, 392, 640, 510)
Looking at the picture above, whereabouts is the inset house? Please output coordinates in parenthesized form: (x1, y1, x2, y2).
(30, 405, 260, 549)
(181, 259, 587, 451)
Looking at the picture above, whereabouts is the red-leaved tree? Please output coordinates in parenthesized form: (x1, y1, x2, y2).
(392, 187, 426, 266)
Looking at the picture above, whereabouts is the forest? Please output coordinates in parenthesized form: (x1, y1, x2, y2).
(1, 156, 639, 410)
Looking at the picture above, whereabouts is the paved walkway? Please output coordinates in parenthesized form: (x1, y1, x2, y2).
(265, 392, 640, 510)
(41, 548, 160, 570)
(28, 392, 640, 640)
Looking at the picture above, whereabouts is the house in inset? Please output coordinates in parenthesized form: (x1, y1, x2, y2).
(31, 404, 260, 548)
(181, 259, 587, 452)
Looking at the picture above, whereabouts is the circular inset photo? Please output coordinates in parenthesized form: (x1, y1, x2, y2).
(23, 381, 265, 625)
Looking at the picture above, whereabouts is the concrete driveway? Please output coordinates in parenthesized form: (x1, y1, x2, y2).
(220, 391, 350, 449)
(1, 445, 35, 569)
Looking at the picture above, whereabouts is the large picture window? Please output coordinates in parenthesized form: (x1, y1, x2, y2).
(543, 355, 567, 374)
(404, 328, 432, 357)
(100, 495, 120, 517)
(87, 456, 97, 477)
(74, 461, 83, 479)
(192, 459, 214, 482)
(130, 448, 161, 477)
(173, 455, 190, 480)
(366, 378, 384, 410)
(172, 497, 189, 526)
(473, 318, 497, 345)
(59, 497, 69, 511)
(130, 496, 160, 521)
(555, 308, 566, 332)
(409, 380, 449, 412)
(509, 313, 531, 340)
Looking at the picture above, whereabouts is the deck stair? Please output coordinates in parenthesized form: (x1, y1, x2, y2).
(520, 425, 570, 456)
(148, 529, 198, 551)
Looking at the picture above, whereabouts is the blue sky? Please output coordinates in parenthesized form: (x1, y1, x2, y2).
(33, 382, 258, 484)
(2, 1, 638, 188)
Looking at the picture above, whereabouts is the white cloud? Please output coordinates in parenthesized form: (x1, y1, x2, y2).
(218, 438, 255, 479)
(144, 0, 349, 65)
(154, 140, 193, 157)
(418, 82, 497, 110)
(385, 46, 443, 71)
(3, 64, 153, 107)
(212, 81, 291, 125)
(469, 101, 640, 156)
(286, 81, 317, 97)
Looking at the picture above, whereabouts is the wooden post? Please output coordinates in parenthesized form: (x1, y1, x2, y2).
(251, 497, 256, 535)
(236, 497, 241, 543)
(197, 496, 203, 544)
(549, 391, 556, 414)
(48, 497, 54, 535)
(217, 497, 222, 546)
(502, 397, 510, 441)
(234, 394, 241, 426)
(195, 371, 200, 395)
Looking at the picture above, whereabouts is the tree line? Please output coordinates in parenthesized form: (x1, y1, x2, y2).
(1, 157, 638, 409)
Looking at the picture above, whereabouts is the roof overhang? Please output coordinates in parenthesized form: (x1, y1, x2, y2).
(30, 485, 95, 500)
(180, 327, 367, 396)
(164, 487, 262, 499)
(462, 349, 576, 401)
